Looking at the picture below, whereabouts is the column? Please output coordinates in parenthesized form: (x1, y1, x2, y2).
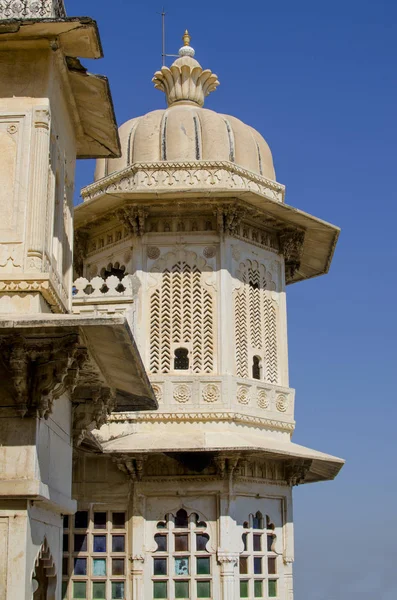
(26, 108, 51, 272)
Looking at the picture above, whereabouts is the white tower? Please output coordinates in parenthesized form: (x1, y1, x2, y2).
(71, 33, 344, 600)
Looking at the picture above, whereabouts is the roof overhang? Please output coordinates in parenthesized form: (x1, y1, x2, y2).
(76, 161, 339, 284)
(101, 430, 344, 484)
(0, 17, 120, 158)
(0, 314, 157, 417)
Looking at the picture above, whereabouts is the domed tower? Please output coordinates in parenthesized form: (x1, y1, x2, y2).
(71, 33, 343, 600)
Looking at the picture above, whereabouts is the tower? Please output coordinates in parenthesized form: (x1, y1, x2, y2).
(0, 2, 155, 598)
(71, 33, 344, 600)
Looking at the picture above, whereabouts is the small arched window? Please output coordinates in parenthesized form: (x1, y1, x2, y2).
(174, 348, 189, 370)
(252, 356, 261, 380)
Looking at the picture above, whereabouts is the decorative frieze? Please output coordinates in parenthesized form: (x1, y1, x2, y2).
(81, 161, 285, 204)
(0, 0, 66, 19)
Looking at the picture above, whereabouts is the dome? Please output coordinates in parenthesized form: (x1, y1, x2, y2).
(94, 31, 276, 182)
(94, 106, 275, 181)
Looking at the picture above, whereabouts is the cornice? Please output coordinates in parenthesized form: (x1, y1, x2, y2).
(80, 161, 285, 204)
(107, 410, 295, 433)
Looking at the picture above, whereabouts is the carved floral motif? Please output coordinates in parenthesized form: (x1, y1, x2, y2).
(147, 246, 160, 260)
(202, 384, 220, 403)
(151, 384, 163, 404)
(257, 389, 269, 409)
(237, 385, 250, 405)
(276, 394, 289, 412)
(203, 246, 216, 259)
(0, 0, 65, 18)
(173, 384, 191, 403)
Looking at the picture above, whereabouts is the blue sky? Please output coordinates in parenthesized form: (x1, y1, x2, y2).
(68, 1, 397, 597)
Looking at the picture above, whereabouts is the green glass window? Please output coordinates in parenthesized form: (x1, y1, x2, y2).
(93, 558, 107, 576)
(92, 582, 106, 599)
(254, 580, 263, 597)
(197, 580, 211, 598)
(154, 558, 167, 576)
(240, 579, 249, 598)
(73, 581, 86, 599)
(268, 579, 277, 597)
(175, 580, 189, 598)
(111, 581, 124, 599)
(61, 581, 68, 600)
(153, 581, 167, 598)
(196, 557, 210, 575)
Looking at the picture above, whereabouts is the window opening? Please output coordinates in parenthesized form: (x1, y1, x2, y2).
(174, 348, 189, 371)
(252, 356, 261, 380)
(239, 512, 279, 598)
(152, 509, 212, 599)
(62, 507, 127, 600)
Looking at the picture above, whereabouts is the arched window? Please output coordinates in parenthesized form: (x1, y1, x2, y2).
(239, 512, 278, 598)
(174, 348, 189, 370)
(252, 356, 261, 380)
(152, 509, 212, 599)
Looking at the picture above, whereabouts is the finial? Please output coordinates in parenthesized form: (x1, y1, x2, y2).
(153, 30, 219, 107)
(182, 30, 191, 46)
(178, 29, 195, 58)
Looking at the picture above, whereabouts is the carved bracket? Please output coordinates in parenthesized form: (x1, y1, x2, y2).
(1, 334, 82, 418)
(112, 454, 147, 481)
(116, 206, 148, 236)
(279, 229, 305, 282)
(73, 387, 116, 447)
(215, 206, 247, 235)
(285, 459, 312, 486)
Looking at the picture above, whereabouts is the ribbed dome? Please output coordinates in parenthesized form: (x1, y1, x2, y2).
(94, 33, 275, 182)
(94, 105, 275, 182)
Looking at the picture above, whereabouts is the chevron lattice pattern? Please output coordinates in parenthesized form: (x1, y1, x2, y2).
(149, 261, 215, 374)
(234, 260, 278, 383)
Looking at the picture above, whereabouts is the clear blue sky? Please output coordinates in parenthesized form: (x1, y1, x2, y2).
(68, 1, 397, 598)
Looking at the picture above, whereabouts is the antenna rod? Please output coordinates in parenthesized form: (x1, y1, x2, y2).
(161, 8, 166, 66)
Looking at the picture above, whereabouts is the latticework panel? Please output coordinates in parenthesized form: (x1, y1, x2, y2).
(149, 261, 215, 374)
(234, 260, 278, 383)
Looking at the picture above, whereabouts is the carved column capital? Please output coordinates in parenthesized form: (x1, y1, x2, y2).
(112, 454, 147, 481)
(33, 109, 50, 130)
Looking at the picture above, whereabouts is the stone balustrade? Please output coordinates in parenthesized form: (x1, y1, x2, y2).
(73, 275, 133, 298)
(72, 275, 135, 331)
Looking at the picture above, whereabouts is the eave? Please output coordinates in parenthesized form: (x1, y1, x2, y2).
(76, 160, 340, 284)
(101, 431, 344, 484)
(0, 314, 157, 415)
(0, 17, 120, 158)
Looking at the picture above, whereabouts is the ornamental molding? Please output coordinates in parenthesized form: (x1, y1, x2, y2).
(81, 161, 285, 204)
(0, 0, 66, 19)
(107, 411, 295, 432)
(0, 275, 67, 313)
(279, 229, 305, 281)
(217, 552, 239, 566)
(112, 455, 147, 481)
